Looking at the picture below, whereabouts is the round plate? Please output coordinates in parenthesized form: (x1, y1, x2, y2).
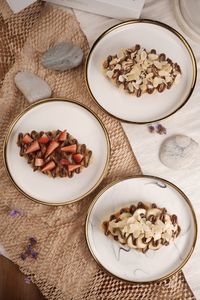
(86, 19, 197, 124)
(86, 175, 197, 283)
(4, 98, 110, 205)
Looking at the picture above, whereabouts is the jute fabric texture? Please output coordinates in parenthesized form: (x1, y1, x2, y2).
(0, 2, 196, 299)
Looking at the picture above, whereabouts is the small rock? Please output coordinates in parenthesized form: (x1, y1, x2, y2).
(159, 135, 199, 169)
(41, 42, 83, 71)
(15, 71, 52, 103)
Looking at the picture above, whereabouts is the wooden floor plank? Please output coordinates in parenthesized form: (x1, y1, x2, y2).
(0, 256, 45, 300)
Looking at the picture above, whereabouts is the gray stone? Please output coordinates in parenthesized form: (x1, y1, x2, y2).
(159, 134, 199, 169)
(41, 42, 83, 71)
(15, 71, 52, 103)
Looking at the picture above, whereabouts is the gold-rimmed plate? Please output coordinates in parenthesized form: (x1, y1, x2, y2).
(85, 19, 197, 124)
(3, 98, 110, 205)
(85, 175, 197, 283)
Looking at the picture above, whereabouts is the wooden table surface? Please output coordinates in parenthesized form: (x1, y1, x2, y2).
(0, 256, 45, 300)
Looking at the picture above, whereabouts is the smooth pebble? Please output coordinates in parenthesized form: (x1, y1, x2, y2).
(41, 42, 83, 71)
(15, 71, 52, 103)
(159, 134, 199, 169)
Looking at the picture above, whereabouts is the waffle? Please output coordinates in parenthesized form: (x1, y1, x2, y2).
(103, 202, 181, 253)
(17, 130, 92, 178)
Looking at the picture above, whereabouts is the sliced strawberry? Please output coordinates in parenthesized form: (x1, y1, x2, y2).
(41, 161, 56, 172)
(68, 164, 81, 172)
(58, 130, 67, 141)
(72, 153, 84, 163)
(38, 133, 49, 144)
(60, 159, 70, 166)
(45, 141, 59, 158)
(35, 158, 44, 167)
(22, 134, 33, 144)
(61, 144, 77, 153)
(25, 141, 40, 154)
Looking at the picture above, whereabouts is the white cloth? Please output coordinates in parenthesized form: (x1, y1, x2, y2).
(73, 1, 200, 298)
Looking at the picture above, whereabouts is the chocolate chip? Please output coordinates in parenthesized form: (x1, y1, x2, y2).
(157, 83, 166, 93)
(148, 215, 156, 224)
(137, 202, 145, 209)
(167, 58, 172, 64)
(152, 240, 159, 247)
(142, 247, 148, 253)
(109, 215, 116, 221)
(130, 205, 136, 214)
(107, 55, 112, 63)
(147, 88, 154, 94)
(160, 213, 165, 223)
(159, 53, 166, 61)
(103, 60, 109, 69)
(135, 44, 141, 51)
(150, 49, 156, 54)
(171, 214, 177, 225)
(152, 203, 157, 208)
(176, 225, 181, 237)
(167, 82, 172, 89)
(142, 237, 147, 243)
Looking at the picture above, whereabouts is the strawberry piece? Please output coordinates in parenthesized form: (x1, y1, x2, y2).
(60, 159, 70, 166)
(45, 141, 59, 158)
(25, 141, 40, 154)
(41, 161, 56, 172)
(58, 130, 67, 141)
(22, 134, 33, 144)
(61, 144, 77, 153)
(35, 158, 44, 167)
(72, 154, 84, 163)
(68, 164, 81, 172)
(38, 133, 49, 144)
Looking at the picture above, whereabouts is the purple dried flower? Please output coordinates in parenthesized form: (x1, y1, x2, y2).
(20, 237, 38, 261)
(24, 276, 31, 284)
(31, 250, 38, 259)
(20, 252, 28, 260)
(29, 237, 37, 246)
(156, 124, 167, 135)
(148, 125, 155, 133)
(25, 244, 32, 255)
(9, 209, 20, 217)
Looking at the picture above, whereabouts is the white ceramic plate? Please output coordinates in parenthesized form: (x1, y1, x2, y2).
(86, 20, 196, 124)
(4, 99, 110, 205)
(86, 176, 197, 283)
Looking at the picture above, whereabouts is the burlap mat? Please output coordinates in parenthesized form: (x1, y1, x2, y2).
(0, 2, 196, 299)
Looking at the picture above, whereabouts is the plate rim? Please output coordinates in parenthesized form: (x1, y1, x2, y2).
(85, 174, 198, 284)
(85, 19, 197, 124)
(3, 98, 111, 206)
